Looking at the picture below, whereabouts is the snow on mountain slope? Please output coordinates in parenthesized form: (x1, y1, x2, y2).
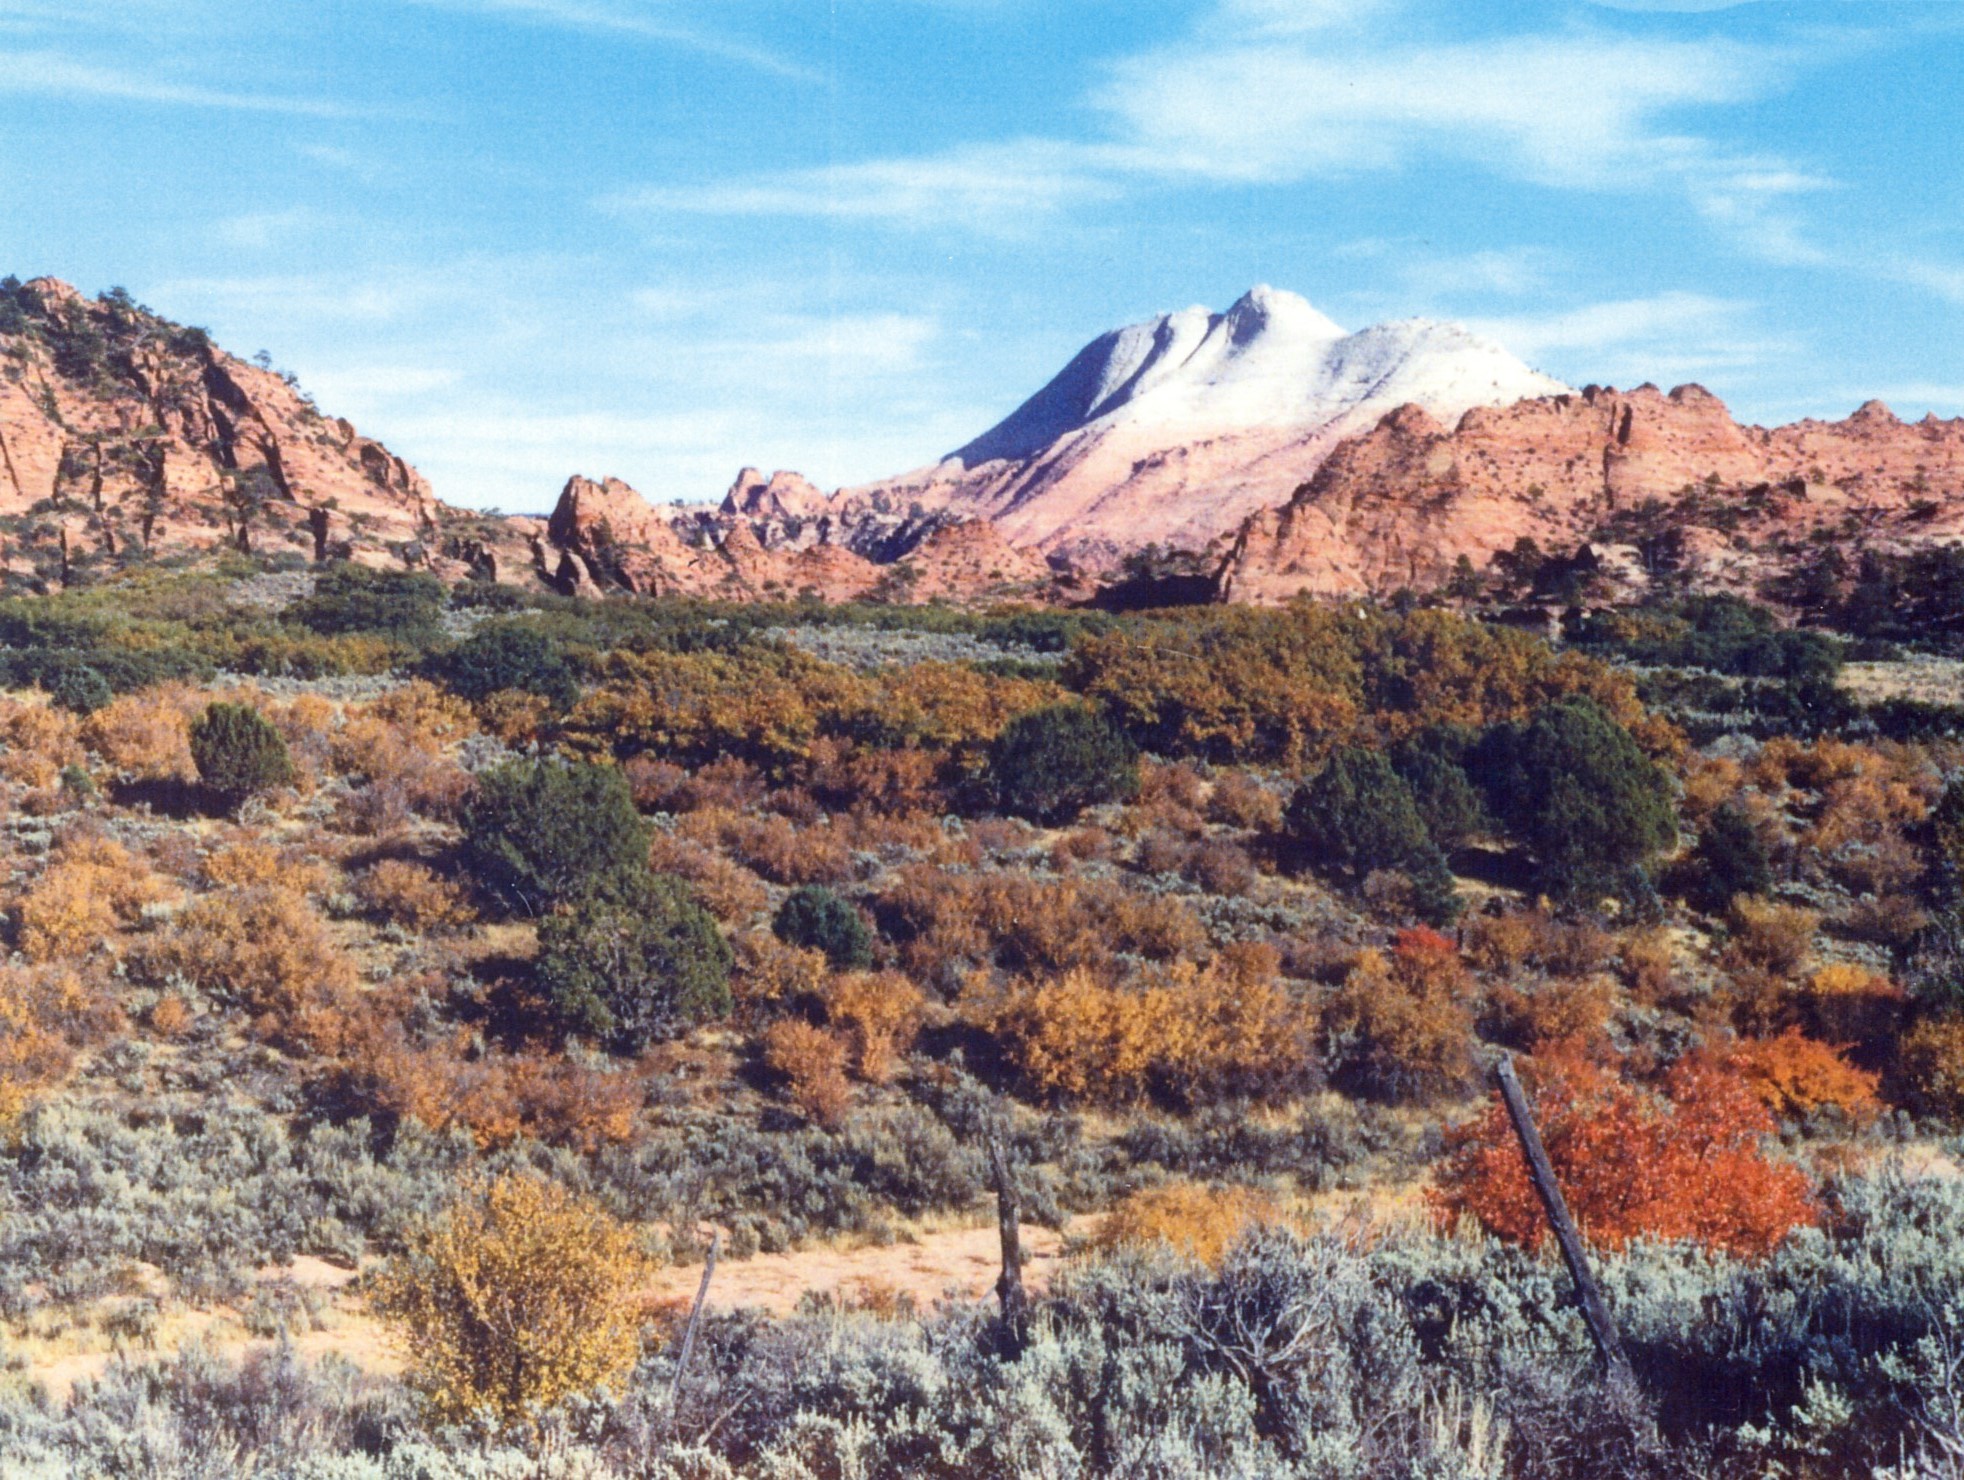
(843, 286, 1569, 568)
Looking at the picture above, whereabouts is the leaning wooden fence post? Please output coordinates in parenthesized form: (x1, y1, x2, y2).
(1493, 1055, 1633, 1382)
(669, 1229, 720, 1409)
(985, 1125, 1030, 1354)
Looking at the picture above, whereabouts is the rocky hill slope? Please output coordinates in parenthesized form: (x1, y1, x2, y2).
(824, 285, 1568, 569)
(1216, 383, 1964, 603)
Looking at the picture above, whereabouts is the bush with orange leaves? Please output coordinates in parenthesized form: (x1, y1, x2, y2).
(822, 969, 925, 1083)
(355, 859, 476, 933)
(1431, 1051, 1819, 1258)
(0, 965, 108, 1125)
(1722, 1029, 1881, 1125)
(1323, 927, 1478, 1102)
(345, 1023, 644, 1152)
(763, 1018, 853, 1127)
(989, 944, 1309, 1107)
(0, 698, 82, 789)
(1093, 1182, 1289, 1268)
(142, 885, 356, 1028)
(15, 835, 166, 963)
(1800, 962, 1908, 1051)
(204, 838, 334, 898)
(81, 688, 196, 781)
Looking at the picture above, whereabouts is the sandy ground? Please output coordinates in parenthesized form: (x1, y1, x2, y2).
(11, 1222, 1076, 1400)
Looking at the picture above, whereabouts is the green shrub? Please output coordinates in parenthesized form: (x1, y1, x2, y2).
(1388, 726, 1487, 847)
(287, 564, 444, 643)
(537, 871, 733, 1049)
(460, 757, 650, 915)
(1687, 801, 1772, 914)
(773, 885, 874, 970)
(988, 702, 1139, 824)
(188, 702, 296, 808)
(1476, 697, 1677, 905)
(424, 621, 578, 708)
(47, 664, 111, 715)
(1285, 747, 1436, 880)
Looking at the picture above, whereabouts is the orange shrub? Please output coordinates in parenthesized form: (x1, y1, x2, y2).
(16, 837, 165, 963)
(1724, 897, 1820, 980)
(144, 885, 356, 1022)
(731, 931, 830, 1012)
(727, 814, 854, 887)
(476, 690, 554, 748)
(823, 970, 924, 1083)
(1205, 770, 1283, 831)
(1486, 975, 1617, 1053)
(356, 860, 476, 933)
(82, 691, 195, 781)
(0, 699, 81, 789)
(1093, 1183, 1288, 1268)
(350, 1026, 644, 1152)
(205, 839, 334, 897)
(763, 1019, 853, 1127)
(644, 833, 768, 925)
(0, 966, 93, 1125)
(1801, 962, 1908, 1048)
(991, 948, 1308, 1107)
(1323, 930, 1478, 1101)
(1431, 1052, 1818, 1257)
(1723, 1029, 1881, 1124)
(1618, 929, 1680, 1006)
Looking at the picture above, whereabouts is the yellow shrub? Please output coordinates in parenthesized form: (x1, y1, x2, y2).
(0, 966, 89, 1127)
(1093, 1183, 1288, 1269)
(0, 699, 81, 789)
(372, 1174, 650, 1427)
(1725, 897, 1820, 980)
(1902, 1016, 1964, 1120)
(204, 839, 335, 897)
(1322, 930, 1478, 1102)
(1724, 1029, 1881, 1124)
(731, 932, 830, 1011)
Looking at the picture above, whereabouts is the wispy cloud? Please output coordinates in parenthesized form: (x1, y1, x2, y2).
(401, 0, 820, 81)
(0, 49, 357, 115)
(612, 140, 1127, 233)
(1468, 291, 1801, 386)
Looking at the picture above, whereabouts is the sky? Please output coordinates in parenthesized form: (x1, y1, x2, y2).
(0, 0, 1958, 512)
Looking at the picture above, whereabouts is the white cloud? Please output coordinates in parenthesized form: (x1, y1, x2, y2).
(400, 0, 820, 81)
(614, 139, 1125, 233)
(0, 49, 356, 114)
(1467, 291, 1801, 387)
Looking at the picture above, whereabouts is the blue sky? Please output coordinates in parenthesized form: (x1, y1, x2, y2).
(0, 0, 1958, 511)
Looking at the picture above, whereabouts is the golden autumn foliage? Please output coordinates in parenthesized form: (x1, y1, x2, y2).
(1093, 1182, 1290, 1268)
(372, 1173, 651, 1427)
(1901, 1016, 1964, 1119)
(204, 838, 334, 897)
(1323, 928, 1478, 1101)
(0, 698, 82, 789)
(1432, 1052, 1819, 1258)
(990, 944, 1308, 1106)
(15, 836, 166, 963)
(762, 1018, 853, 1126)
(355, 859, 476, 933)
(81, 689, 195, 780)
(0, 966, 101, 1127)
(1062, 604, 1656, 768)
(822, 970, 925, 1083)
(1724, 897, 1821, 980)
(144, 885, 356, 1022)
(731, 931, 830, 1012)
(1722, 1030, 1881, 1124)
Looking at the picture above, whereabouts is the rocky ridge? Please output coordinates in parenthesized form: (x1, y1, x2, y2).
(1216, 383, 1964, 603)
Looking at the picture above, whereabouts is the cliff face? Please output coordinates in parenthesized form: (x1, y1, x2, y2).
(0, 277, 463, 581)
(1216, 384, 1964, 603)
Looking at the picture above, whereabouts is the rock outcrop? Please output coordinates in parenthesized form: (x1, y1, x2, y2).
(0, 277, 491, 583)
(1217, 384, 1964, 603)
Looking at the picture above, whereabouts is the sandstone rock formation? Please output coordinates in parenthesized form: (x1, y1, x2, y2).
(0, 277, 478, 584)
(1216, 384, 1964, 603)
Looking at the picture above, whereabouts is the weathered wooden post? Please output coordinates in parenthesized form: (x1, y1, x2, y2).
(1493, 1054, 1633, 1382)
(669, 1229, 720, 1410)
(985, 1125, 1029, 1354)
